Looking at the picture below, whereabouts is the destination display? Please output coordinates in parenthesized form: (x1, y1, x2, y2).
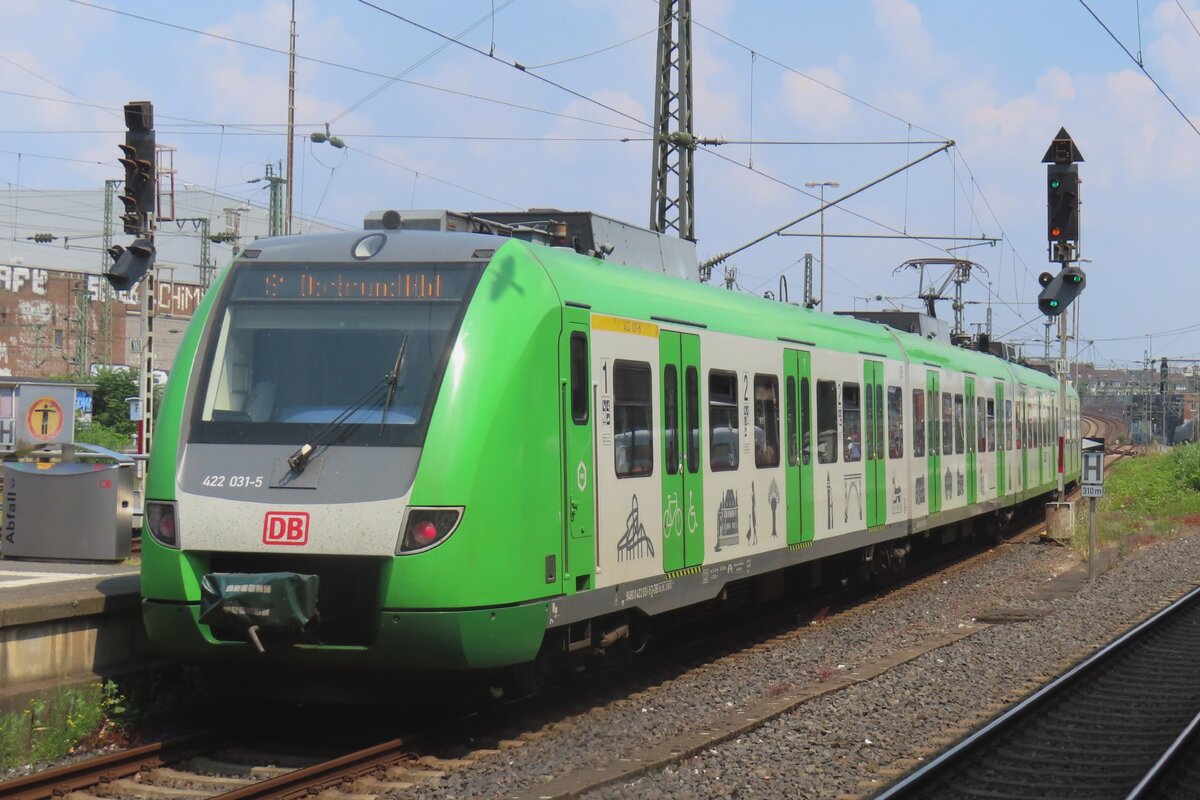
(231, 264, 478, 301)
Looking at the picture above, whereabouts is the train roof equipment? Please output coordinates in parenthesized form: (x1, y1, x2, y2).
(364, 208, 699, 282)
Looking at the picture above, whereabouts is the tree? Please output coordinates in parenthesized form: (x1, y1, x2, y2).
(90, 368, 138, 433)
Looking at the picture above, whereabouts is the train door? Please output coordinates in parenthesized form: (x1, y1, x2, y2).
(965, 377, 977, 505)
(864, 360, 886, 528)
(561, 310, 595, 592)
(996, 383, 1006, 499)
(660, 331, 704, 572)
(784, 349, 815, 545)
(927, 371, 942, 515)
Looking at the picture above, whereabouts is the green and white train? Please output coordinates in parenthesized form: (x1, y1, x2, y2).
(141, 210, 1080, 675)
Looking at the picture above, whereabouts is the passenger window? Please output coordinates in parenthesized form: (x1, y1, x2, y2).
(685, 367, 700, 474)
(754, 375, 780, 468)
(664, 365, 679, 476)
(570, 333, 589, 424)
(888, 386, 904, 459)
(801, 377, 813, 465)
(786, 376, 799, 467)
(942, 393, 954, 455)
(1005, 400, 1012, 450)
(986, 399, 996, 452)
(912, 388, 925, 458)
(709, 370, 739, 471)
(816, 379, 838, 464)
(1015, 400, 1023, 450)
(953, 394, 965, 455)
(843, 382, 862, 462)
(977, 397, 987, 453)
(614, 361, 652, 478)
(929, 390, 941, 456)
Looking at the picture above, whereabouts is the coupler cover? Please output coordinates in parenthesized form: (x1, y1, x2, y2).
(199, 572, 319, 646)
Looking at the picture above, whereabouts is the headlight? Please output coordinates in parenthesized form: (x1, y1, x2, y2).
(397, 507, 463, 554)
(145, 501, 179, 549)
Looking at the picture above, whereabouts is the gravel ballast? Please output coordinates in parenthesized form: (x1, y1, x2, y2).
(408, 532, 1200, 800)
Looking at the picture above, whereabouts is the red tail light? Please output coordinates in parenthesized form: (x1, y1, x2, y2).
(145, 501, 179, 549)
(397, 507, 463, 554)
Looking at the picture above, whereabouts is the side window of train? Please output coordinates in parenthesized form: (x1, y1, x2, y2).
(570, 333, 588, 424)
(987, 398, 996, 452)
(1005, 399, 1013, 450)
(953, 393, 965, 455)
(928, 390, 940, 455)
(887, 386, 904, 459)
(912, 388, 926, 458)
(786, 376, 799, 467)
(1017, 400, 1027, 450)
(843, 382, 862, 462)
(816, 379, 838, 464)
(801, 377, 813, 465)
(977, 397, 988, 453)
(709, 370, 739, 471)
(613, 360, 653, 478)
(941, 393, 954, 456)
(754, 374, 780, 468)
(685, 367, 700, 474)
(664, 364, 679, 475)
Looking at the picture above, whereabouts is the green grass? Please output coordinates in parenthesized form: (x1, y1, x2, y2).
(0, 681, 124, 770)
(1069, 443, 1200, 557)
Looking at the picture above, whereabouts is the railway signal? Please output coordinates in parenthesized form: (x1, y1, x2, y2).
(1046, 163, 1079, 242)
(103, 238, 156, 292)
(1037, 265, 1086, 317)
(118, 101, 155, 235)
(1042, 127, 1083, 256)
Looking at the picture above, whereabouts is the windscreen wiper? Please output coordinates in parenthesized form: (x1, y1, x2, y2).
(380, 334, 408, 436)
(286, 375, 390, 474)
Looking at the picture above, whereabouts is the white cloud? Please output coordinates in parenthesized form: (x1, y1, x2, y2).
(872, 0, 943, 78)
(779, 68, 855, 135)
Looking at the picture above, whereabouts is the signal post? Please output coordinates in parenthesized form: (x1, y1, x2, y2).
(106, 101, 158, 464)
(1039, 128, 1085, 499)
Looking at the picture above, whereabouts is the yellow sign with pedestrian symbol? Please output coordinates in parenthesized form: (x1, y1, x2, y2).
(26, 397, 64, 442)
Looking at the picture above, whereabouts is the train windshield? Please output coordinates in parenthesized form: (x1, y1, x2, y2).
(189, 261, 482, 447)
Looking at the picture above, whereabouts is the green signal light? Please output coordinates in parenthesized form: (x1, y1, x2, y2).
(1068, 274, 1082, 283)
(1050, 179, 1061, 189)
(1048, 299, 1060, 308)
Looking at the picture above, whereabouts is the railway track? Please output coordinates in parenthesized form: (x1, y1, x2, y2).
(871, 583, 1200, 799)
(2, 508, 1057, 800)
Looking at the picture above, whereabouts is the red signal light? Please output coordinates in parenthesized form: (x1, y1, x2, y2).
(1050, 227, 1061, 238)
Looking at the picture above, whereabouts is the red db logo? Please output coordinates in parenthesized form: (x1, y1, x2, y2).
(263, 511, 310, 546)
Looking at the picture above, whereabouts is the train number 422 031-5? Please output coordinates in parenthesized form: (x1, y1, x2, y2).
(202, 474, 264, 488)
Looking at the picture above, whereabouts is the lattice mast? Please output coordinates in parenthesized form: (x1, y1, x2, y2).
(648, 0, 695, 241)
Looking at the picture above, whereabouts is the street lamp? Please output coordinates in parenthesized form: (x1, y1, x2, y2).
(804, 181, 839, 311)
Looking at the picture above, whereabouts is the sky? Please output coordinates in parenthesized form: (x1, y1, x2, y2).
(0, 0, 1197, 368)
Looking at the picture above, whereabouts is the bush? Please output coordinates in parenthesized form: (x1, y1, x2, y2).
(74, 421, 135, 453)
(1171, 442, 1200, 493)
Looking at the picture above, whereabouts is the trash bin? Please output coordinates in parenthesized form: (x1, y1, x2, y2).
(2, 443, 135, 562)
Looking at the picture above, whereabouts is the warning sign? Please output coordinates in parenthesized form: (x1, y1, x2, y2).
(26, 397, 64, 442)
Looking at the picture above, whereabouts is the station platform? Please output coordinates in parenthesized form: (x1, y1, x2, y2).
(0, 555, 145, 712)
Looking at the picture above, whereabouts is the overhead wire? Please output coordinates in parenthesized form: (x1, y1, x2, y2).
(354, 0, 653, 131)
(1078, 0, 1200, 138)
(329, 0, 519, 125)
(62, 0, 648, 135)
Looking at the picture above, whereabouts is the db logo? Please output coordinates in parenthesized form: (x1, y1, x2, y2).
(263, 511, 310, 546)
